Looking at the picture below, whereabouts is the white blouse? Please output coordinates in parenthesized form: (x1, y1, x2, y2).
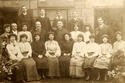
(86, 42, 100, 58)
(6, 42, 23, 61)
(72, 41, 87, 57)
(113, 40, 125, 54)
(18, 31, 32, 43)
(45, 40, 61, 57)
(70, 31, 82, 42)
(18, 42, 32, 58)
(83, 31, 91, 42)
(100, 43, 112, 55)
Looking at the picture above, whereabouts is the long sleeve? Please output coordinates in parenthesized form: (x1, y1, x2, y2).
(29, 32, 33, 43)
(55, 41, 61, 57)
(6, 45, 18, 60)
(27, 43, 32, 57)
(72, 43, 77, 57)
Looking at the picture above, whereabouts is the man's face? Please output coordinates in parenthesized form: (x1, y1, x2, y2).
(57, 21, 63, 29)
(35, 21, 41, 30)
(22, 6, 27, 12)
(40, 9, 45, 16)
(97, 18, 104, 25)
(73, 12, 78, 18)
(11, 23, 17, 31)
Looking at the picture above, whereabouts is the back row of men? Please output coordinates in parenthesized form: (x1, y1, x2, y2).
(1, 6, 116, 44)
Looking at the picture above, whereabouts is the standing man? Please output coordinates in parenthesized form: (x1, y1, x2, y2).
(37, 9, 51, 32)
(95, 17, 113, 44)
(18, 6, 32, 31)
(68, 11, 84, 32)
(55, 21, 68, 43)
(52, 10, 66, 31)
(32, 21, 47, 42)
(11, 23, 18, 36)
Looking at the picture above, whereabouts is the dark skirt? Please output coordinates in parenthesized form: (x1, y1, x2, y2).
(21, 58, 40, 81)
(12, 62, 25, 81)
(59, 55, 70, 77)
(33, 56, 48, 70)
(83, 56, 97, 69)
(48, 57, 60, 77)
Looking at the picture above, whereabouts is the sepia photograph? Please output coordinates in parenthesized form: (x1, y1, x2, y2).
(0, 0, 125, 83)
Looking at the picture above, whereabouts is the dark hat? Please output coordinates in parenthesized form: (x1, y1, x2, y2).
(102, 34, 109, 39)
(115, 31, 122, 35)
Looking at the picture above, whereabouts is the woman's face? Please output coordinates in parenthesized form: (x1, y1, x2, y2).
(10, 36, 16, 43)
(116, 34, 122, 41)
(78, 36, 83, 42)
(5, 27, 10, 33)
(21, 37, 27, 42)
(85, 26, 90, 31)
(35, 35, 40, 41)
(49, 34, 54, 40)
(103, 37, 108, 43)
(74, 25, 78, 31)
(90, 38, 95, 42)
(64, 34, 70, 41)
(22, 25, 28, 31)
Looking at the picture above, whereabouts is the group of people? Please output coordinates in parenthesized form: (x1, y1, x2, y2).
(0, 6, 125, 83)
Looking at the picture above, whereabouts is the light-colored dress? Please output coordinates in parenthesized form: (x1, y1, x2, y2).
(84, 42, 100, 68)
(45, 40, 61, 77)
(6, 42, 23, 61)
(70, 41, 87, 78)
(70, 31, 82, 42)
(18, 31, 32, 43)
(94, 43, 112, 69)
(113, 40, 125, 54)
(82, 31, 91, 43)
(18, 42, 40, 81)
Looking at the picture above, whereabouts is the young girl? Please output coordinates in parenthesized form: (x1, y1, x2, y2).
(93, 34, 112, 81)
(70, 34, 87, 78)
(59, 33, 74, 77)
(18, 34, 40, 81)
(31, 34, 48, 79)
(83, 35, 100, 80)
(45, 32, 61, 78)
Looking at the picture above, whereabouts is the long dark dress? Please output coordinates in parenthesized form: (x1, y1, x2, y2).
(68, 18, 84, 32)
(31, 40, 48, 70)
(18, 13, 32, 31)
(37, 17, 51, 32)
(59, 40, 74, 77)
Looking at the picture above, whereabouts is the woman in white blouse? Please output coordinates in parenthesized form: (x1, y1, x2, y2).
(70, 24, 82, 42)
(45, 32, 61, 78)
(18, 34, 40, 81)
(83, 35, 100, 80)
(93, 34, 112, 81)
(18, 24, 32, 43)
(6, 34, 24, 82)
(70, 34, 87, 78)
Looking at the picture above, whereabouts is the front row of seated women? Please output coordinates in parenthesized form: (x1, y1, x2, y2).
(4, 31, 125, 82)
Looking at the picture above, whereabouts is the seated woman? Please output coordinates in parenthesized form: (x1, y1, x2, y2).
(6, 34, 24, 83)
(113, 31, 125, 54)
(83, 35, 100, 81)
(70, 34, 87, 78)
(31, 34, 48, 79)
(45, 32, 61, 78)
(18, 34, 40, 81)
(93, 34, 112, 81)
(59, 33, 74, 78)
(18, 24, 32, 43)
